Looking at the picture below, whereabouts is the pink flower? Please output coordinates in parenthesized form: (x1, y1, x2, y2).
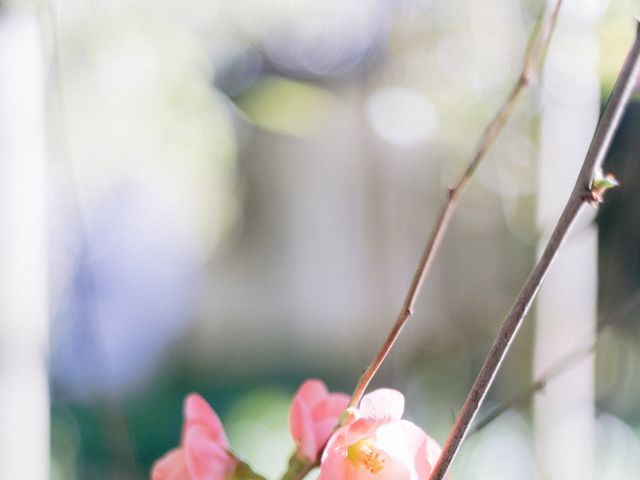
(318, 389, 442, 480)
(151, 393, 237, 480)
(289, 379, 351, 462)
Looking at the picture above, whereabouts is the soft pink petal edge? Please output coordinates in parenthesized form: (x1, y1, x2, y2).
(290, 393, 318, 461)
(310, 393, 350, 449)
(375, 420, 441, 478)
(151, 448, 190, 480)
(359, 388, 404, 422)
(317, 426, 411, 480)
(312, 393, 350, 422)
(183, 393, 228, 447)
(295, 379, 329, 410)
(184, 425, 236, 480)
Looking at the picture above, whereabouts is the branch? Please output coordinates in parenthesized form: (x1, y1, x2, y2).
(469, 289, 640, 435)
(428, 19, 640, 480)
(346, 0, 566, 412)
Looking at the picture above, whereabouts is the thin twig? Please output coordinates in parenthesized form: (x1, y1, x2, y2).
(428, 19, 640, 480)
(346, 0, 565, 411)
(482, 290, 640, 432)
(469, 289, 640, 435)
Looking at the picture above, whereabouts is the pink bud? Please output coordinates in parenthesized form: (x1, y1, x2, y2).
(289, 379, 350, 462)
(151, 393, 237, 480)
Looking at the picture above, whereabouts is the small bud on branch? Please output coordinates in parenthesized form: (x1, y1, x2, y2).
(588, 169, 619, 205)
(428, 17, 640, 480)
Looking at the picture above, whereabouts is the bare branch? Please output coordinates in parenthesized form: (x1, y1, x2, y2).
(346, 0, 566, 411)
(428, 19, 640, 480)
(469, 289, 640, 435)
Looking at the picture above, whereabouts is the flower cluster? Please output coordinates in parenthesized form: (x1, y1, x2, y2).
(318, 388, 442, 480)
(151, 380, 442, 480)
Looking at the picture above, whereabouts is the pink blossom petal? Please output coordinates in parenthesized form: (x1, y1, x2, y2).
(311, 417, 339, 455)
(359, 389, 404, 422)
(311, 393, 350, 449)
(375, 420, 439, 479)
(318, 428, 410, 480)
(321, 424, 349, 463)
(183, 393, 228, 448)
(318, 389, 443, 480)
(184, 425, 236, 480)
(317, 430, 354, 480)
(419, 433, 443, 476)
(290, 392, 318, 461)
(296, 379, 329, 410)
(366, 451, 411, 480)
(339, 418, 378, 449)
(317, 446, 349, 480)
(312, 393, 350, 423)
(290, 379, 349, 461)
(151, 448, 191, 480)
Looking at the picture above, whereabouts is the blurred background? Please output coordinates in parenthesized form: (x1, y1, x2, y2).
(0, 0, 639, 478)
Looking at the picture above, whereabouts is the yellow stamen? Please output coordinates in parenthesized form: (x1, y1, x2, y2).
(347, 438, 385, 474)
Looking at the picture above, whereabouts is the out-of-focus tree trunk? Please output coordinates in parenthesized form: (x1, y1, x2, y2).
(533, 2, 606, 479)
(0, 12, 49, 480)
